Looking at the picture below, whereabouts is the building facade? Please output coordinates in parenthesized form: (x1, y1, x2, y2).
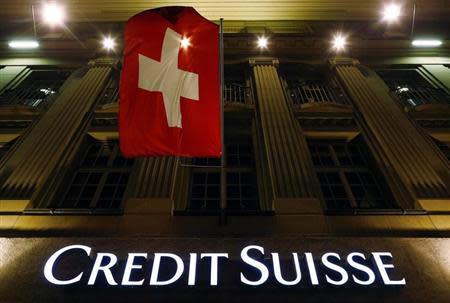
(0, 1, 450, 302)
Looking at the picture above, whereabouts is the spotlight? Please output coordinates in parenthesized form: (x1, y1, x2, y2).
(381, 3, 402, 23)
(8, 40, 39, 49)
(257, 36, 268, 49)
(412, 39, 443, 47)
(180, 37, 190, 49)
(102, 36, 116, 51)
(42, 3, 65, 26)
(332, 34, 347, 52)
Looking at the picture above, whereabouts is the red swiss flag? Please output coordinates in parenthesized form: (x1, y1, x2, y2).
(119, 7, 221, 157)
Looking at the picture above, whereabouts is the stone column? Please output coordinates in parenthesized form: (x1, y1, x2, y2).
(0, 59, 113, 209)
(251, 58, 322, 213)
(421, 65, 450, 93)
(0, 66, 29, 92)
(331, 58, 450, 211)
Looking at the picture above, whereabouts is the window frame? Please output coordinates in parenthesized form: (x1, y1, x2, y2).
(309, 138, 397, 212)
(51, 139, 134, 212)
(186, 136, 260, 215)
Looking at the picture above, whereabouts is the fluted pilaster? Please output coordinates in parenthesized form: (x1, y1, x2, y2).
(0, 60, 113, 201)
(251, 58, 321, 206)
(131, 157, 176, 198)
(332, 59, 450, 210)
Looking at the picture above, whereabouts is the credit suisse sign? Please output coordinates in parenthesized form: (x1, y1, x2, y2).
(44, 245, 406, 287)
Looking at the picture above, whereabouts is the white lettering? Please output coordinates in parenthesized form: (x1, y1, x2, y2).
(200, 253, 229, 286)
(322, 253, 349, 286)
(372, 252, 406, 285)
(347, 252, 375, 285)
(44, 244, 91, 285)
(188, 253, 197, 286)
(240, 245, 269, 286)
(271, 253, 301, 285)
(150, 253, 184, 285)
(121, 253, 147, 286)
(304, 252, 319, 285)
(88, 253, 119, 285)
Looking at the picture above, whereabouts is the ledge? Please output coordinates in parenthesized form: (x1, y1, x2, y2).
(295, 102, 352, 113)
(418, 199, 450, 212)
(0, 200, 30, 213)
(273, 198, 323, 215)
(124, 198, 173, 215)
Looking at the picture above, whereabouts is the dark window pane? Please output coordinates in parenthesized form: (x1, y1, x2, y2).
(309, 139, 395, 211)
(188, 138, 259, 212)
(57, 140, 133, 210)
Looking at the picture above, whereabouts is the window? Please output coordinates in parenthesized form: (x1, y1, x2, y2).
(224, 64, 253, 105)
(188, 136, 259, 213)
(53, 140, 134, 210)
(281, 65, 349, 106)
(0, 141, 15, 160)
(308, 139, 395, 211)
(377, 69, 450, 107)
(433, 139, 450, 161)
(0, 68, 71, 107)
(97, 71, 120, 105)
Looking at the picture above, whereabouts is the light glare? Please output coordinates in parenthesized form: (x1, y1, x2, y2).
(381, 3, 402, 23)
(180, 37, 190, 49)
(412, 39, 443, 47)
(42, 3, 65, 26)
(257, 36, 268, 48)
(332, 34, 347, 52)
(102, 37, 116, 51)
(8, 40, 39, 49)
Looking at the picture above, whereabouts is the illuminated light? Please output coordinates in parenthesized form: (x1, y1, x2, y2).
(88, 253, 119, 285)
(42, 3, 65, 26)
(257, 36, 268, 49)
(272, 252, 302, 285)
(8, 40, 39, 49)
(381, 3, 402, 23)
(44, 245, 91, 285)
(121, 253, 147, 286)
(43, 245, 407, 287)
(200, 253, 229, 286)
(188, 253, 198, 285)
(412, 39, 443, 47)
(150, 253, 184, 285)
(180, 36, 190, 49)
(322, 253, 349, 286)
(304, 252, 320, 285)
(347, 252, 376, 285)
(40, 88, 55, 95)
(102, 36, 116, 51)
(372, 252, 406, 285)
(332, 34, 347, 52)
(240, 245, 269, 286)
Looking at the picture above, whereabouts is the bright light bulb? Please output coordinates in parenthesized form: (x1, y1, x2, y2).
(412, 39, 443, 47)
(8, 40, 39, 49)
(180, 37, 190, 49)
(102, 37, 115, 51)
(257, 36, 268, 49)
(42, 3, 65, 26)
(381, 3, 402, 23)
(332, 34, 347, 52)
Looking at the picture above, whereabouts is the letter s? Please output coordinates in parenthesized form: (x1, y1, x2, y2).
(44, 245, 91, 285)
(240, 245, 269, 286)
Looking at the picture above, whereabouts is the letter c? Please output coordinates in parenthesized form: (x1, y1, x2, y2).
(44, 245, 91, 285)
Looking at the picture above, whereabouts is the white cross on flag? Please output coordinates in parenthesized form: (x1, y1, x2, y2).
(119, 7, 221, 157)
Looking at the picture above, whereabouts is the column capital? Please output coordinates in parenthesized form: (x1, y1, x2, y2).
(88, 57, 119, 67)
(329, 57, 360, 67)
(249, 57, 279, 67)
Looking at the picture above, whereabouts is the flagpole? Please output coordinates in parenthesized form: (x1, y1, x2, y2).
(219, 18, 227, 226)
